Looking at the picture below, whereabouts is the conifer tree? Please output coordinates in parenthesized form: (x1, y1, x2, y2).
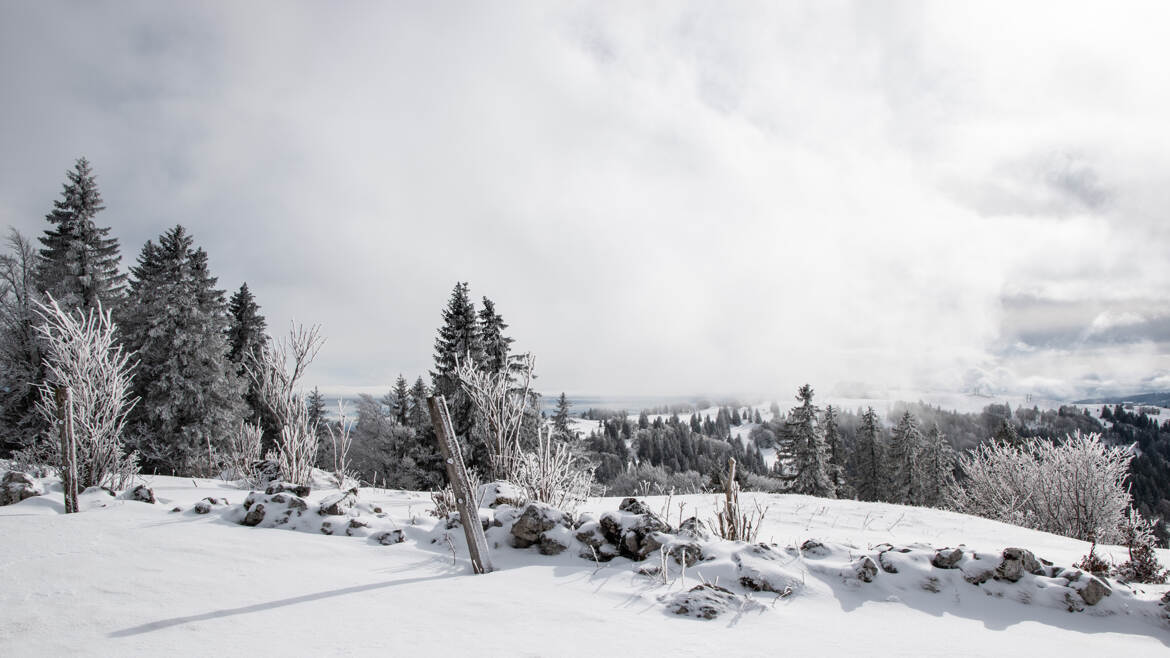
(389, 374, 410, 425)
(919, 423, 955, 507)
(430, 282, 483, 436)
(552, 392, 573, 440)
(37, 158, 126, 313)
(853, 407, 885, 502)
(787, 384, 835, 498)
(225, 283, 273, 441)
(0, 231, 47, 454)
(122, 225, 243, 475)
(306, 387, 327, 435)
(994, 419, 1023, 447)
(822, 405, 849, 498)
(407, 376, 431, 431)
(478, 296, 513, 374)
(887, 411, 925, 504)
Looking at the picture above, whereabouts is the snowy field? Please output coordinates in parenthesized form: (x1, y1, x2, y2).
(2, 473, 1168, 657)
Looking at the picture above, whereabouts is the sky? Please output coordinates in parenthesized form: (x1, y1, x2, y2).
(2, 1, 1169, 401)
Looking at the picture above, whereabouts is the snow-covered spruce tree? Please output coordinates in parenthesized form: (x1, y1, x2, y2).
(918, 423, 955, 508)
(225, 283, 275, 447)
(388, 374, 410, 425)
(121, 226, 244, 476)
(246, 323, 324, 485)
(822, 405, 850, 498)
(37, 157, 127, 315)
(951, 432, 1132, 542)
(886, 411, 924, 504)
(853, 407, 885, 502)
(430, 282, 484, 438)
(1116, 507, 1169, 584)
(552, 392, 573, 440)
(477, 296, 513, 375)
(0, 230, 48, 456)
(33, 296, 138, 489)
(407, 376, 431, 431)
(786, 384, 834, 498)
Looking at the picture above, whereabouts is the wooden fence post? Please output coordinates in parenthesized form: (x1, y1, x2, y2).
(55, 385, 79, 514)
(427, 394, 494, 574)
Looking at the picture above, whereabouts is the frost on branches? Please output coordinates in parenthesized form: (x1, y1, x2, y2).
(458, 354, 593, 509)
(246, 324, 323, 486)
(32, 296, 138, 489)
(951, 432, 1132, 543)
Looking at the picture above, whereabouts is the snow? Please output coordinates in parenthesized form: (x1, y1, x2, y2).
(2, 473, 1168, 656)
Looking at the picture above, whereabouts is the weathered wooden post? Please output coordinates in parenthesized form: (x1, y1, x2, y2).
(427, 394, 493, 574)
(55, 385, 79, 514)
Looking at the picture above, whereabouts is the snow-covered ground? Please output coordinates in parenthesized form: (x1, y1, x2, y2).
(2, 474, 1168, 657)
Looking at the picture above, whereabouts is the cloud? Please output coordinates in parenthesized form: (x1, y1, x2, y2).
(1, 1, 1169, 399)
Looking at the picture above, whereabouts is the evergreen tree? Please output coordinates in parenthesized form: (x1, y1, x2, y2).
(122, 225, 243, 475)
(919, 423, 955, 507)
(854, 407, 884, 502)
(994, 419, 1023, 447)
(887, 411, 925, 504)
(787, 384, 835, 498)
(823, 405, 849, 497)
(225, 283, 272, 441)
(306, 387, 327, 436)
(407, 376, 431, 431)
(389, 375, 410, 425)
(37, 157, 126, 313)
(552, 392, 573, 440)
(478, 296, 513, 374)
(430, 282, 483, 437)
(0, 231, 47, 455)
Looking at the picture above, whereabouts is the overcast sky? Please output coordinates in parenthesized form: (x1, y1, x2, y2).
(2, 1, 1169, 400)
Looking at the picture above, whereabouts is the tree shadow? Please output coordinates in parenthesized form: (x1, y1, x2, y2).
(108, 572, 457, 638)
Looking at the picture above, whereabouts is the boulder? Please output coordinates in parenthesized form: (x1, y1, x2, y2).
(669, 542, 703, 567)
(0, 471, 43, 505)
(346, 518, 371, 536)
(128, 484, 156, 504)
(477, 481, 525, 508)
(599, 506, 672, 561)
(995, 547, 1042, 582)
(932, 548, 964, 570)
(667, 583, 742, 620)
(854, 556, 878, 583)
(800, 539, 830, 558)
(511, 502, 572, 548)
(266, 481, 311, 497)
(676, 517, 711, 542)
(1076, 575, 1112, 606)
(194, 501, 213, 514)
(538, 526, 573, 556)
(878, 550, 899, 574)
(242, 503, 266, 526)
(373, 529, 405, 545)
(318, 490, 358, 516)
(617, 497, 653, 515)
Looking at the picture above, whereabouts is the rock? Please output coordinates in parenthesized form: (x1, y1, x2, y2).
(854, 556, 878, 583)
(318, 490, 358, 516)
(373, 529, 405, 545)
(539, 526, 573, 555)
(128, 484, 155, 504)
(1076, 575, 1112, 606)
(286, 496, 308, 512)
(995, 547, 1042, 582)
(965, 569, 994, 586)
(922, 577, 942, 593)
(194, 501, 213, 514)
(511, 502, 572, 548)
(0, 471, 43, 505)
(243, 492, 263, 510)
(618, 497, 653, 515)
(266, 481, 311, 497)
(320, 521, 333, 535)
(800, 539, 830, 558)
(667, 584, 742, 620)
(676, 517, 711, 542)
(170, 506, 183, 513)
(578, 543, 619, 562)
(477, 481, 525, 508)
(878, 550, 899, 573)
(242, 503, 266, 526)
(669, 542, 703, 567)
(575, 521, 606, 549)
(932, 548, 964, 570)
(346, 518, 370, 537)
(599, 506, 672, 561)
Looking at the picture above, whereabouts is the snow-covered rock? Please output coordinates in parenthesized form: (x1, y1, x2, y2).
(0, 471, 42, 505)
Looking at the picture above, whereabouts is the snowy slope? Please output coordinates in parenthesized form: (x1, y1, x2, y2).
(2, 475, 1168, 657)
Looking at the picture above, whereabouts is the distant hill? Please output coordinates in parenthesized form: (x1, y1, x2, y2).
(1074, 391, 1170, 407)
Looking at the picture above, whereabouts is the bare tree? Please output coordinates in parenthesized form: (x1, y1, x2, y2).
(246, 323, 324, 485)
(325, 399, 354, 487)
(33, 296, 138, 490)
(0, 230, 45, 453)
(223, 421, 263, 487)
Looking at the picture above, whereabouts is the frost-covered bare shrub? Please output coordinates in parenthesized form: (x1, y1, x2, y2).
(456, 353, 534, 481)
(223, 421, 263, 486)
(246, 323, 323, 485)
(325, 400, 354, 487)
(33, 297, 138, 490)
(458, 355, 593, 509)
(951, 432, 1131, 542)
